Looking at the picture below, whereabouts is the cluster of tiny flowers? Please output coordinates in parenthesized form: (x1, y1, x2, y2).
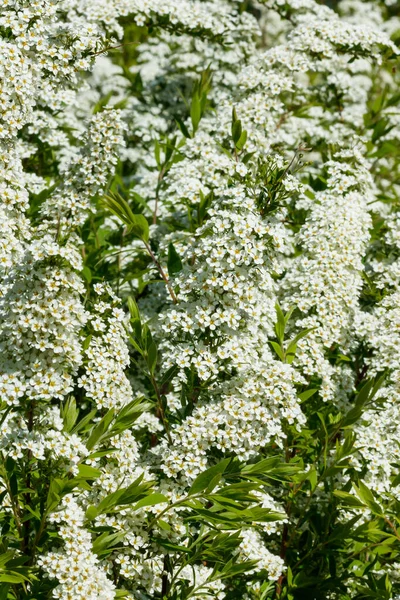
(281, 153, 374, 402)
(351, 236, 400, 496)
(40, 110, 126, 230)
(39, 497, 115, 600)
(237, 529, 285, 580)
(77, 283, 134, 409)
(91, 0, 246, 35)
(158, 173, 306, 481)
(0, 238, 87, 404)
(0, 405, 88, 471)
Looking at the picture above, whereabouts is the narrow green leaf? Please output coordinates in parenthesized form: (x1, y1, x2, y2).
(77, 464, 101, 480)
(133, 493, 168, 510)
(298, 389, 318, 402)
(189, 459, 231, 495)
(191, 95, 201, 134)
(147, 341, 158, 375)
(127, 296, 140, 322)
(86, 409, 115, 451)
(167, 242, 183, 276)
(270, 341, 285, 362)
(175, 116, 191, 139)
(333, 490, 366, 508)
(353, 481, 383, 515)
(235, 129, 247, 151)
(232, 119, 243, 145)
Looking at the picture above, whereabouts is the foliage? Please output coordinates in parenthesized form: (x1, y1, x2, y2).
(1, 0, 400, 599)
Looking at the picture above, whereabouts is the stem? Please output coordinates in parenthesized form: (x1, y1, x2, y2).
(2, 469, 23, 540)
(91, 41, 140, 57)
(385, 517, 400, 541)
(143, 241, 178, 304)
(161, 555, 170, 597)
(148, 493, 202, 531)
(22, 403, 34, 554)
(276, 440, 295, 597)
(150, 373, 173, 445)
(29, 514, 47, 564)
(116, 226, 126, 297)
(153, 166, 166, 225)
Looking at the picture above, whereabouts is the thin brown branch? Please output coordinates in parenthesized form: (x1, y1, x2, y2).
(91, 41, 140, 57)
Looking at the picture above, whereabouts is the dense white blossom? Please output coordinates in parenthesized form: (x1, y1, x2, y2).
(2, 0, 400, 598)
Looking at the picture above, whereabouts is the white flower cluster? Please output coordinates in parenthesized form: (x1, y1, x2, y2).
(281, 153, 374, 402)
(40, 110, 126, 229)
(78, 284, 134, 409)
(238, 529, 285, 581)
(0, 405, 88, 469)
(0, 238, 86, 404)
(158, 167, 306, 481)
(39, 497, 115, 600)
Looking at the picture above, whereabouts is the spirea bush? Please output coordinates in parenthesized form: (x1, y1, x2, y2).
(3, 0, 400, 598)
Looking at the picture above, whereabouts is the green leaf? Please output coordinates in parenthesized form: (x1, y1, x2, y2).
(236, 129, 247, 151)
(160, 365, 179, 388)
(307, 467, 318, 492)
(189, 459, 231, 495)
(86, 409, 115, 451)
(270, 341, 285, 362)
(298, 389, 318, 402)
(71, 409, 97, 435)
(198, 190, 213, 225)
(333, 490, 365, 508)
(232, 119, 243, 145)
(61, 397, 79, 433)
(146, 341, 158, 375)
(286, 328, 315, 360)
(154, 538, 191, 553)
(127, 296, 141, 322)
(0, 572, 30, 584)
(158, 519, 172, 532)
(175, 116, 191, 139)
(107, 397, 151, 438)
(242, 457, 302, 481)
(77, 464, 101, 480)
(128, 213, 149, 242)
(219, 559, 258, 579)
(92, 532, 125, 557)
(353, 481, 383, 515)
(46, 478, 65, 513)
(115, 591, 131, 599)
(117, 479, 154, 506)
(242, 151, 256, 164)
(0, 554, 15, 569)
(0, 585, 9, 600)
(102, 192, 149, 241)
(85, 505, 98, 522)
(133, 493, 168, 510)
(191, 95, 201, 134)
(274, 303, 286, 341)
(341, 376, 384, 427)
(167, 242, 183, 276)
(95, 474, 149, 514)
(82, 266, 92, 283)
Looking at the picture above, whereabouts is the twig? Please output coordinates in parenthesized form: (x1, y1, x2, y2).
(150, 373, 173, 445)
(143, 241, 178, 304)
(91, 41, 140, 57)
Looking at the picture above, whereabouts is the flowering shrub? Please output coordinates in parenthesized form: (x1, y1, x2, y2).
(2, 0, 400, 599)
